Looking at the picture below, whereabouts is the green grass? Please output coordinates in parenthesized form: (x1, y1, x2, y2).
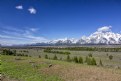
(1, 48, 121, 81)
(1, 55, 121, 81)
(1, 55, 63, 81)
(13, 48, 121, 67)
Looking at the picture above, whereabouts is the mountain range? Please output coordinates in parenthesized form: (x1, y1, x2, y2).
(29, 26, 121, 46)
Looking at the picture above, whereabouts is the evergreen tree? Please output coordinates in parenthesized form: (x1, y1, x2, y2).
(73, 56, 78, 63)
(78, 56, 83, 64)
(66, 55, 71, 62)
(99, 59, 103, 66)
(91, 58, 97, 65)
(53, 54, 58, 60)
(45, 54, 48, 59)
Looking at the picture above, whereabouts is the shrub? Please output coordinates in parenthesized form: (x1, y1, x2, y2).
(38, 55, 41, 58)
(109, 55, 113, 60)
(88, 53, 92, 57)
(24, 54, 28, 57)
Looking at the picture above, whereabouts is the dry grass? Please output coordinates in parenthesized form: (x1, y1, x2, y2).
(40, 62, 121, 81)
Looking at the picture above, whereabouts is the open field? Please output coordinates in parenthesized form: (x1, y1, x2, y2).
(5, 47, 121, 67)
(1, 47, 121, 81)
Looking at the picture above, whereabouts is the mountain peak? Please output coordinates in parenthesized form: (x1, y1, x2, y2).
(50, 26, 121, 45)
(28, 26, 121, 46)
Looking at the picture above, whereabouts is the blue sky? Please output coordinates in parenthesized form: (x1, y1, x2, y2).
(0, 0, 121, 45)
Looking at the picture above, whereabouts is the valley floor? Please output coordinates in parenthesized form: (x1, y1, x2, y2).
(1, 55, 121, 81)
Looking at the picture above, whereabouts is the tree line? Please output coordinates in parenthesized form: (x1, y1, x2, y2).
(43, 47, 121, 52)
(2, 49, 29, 57)
(43, 48, 70, 55)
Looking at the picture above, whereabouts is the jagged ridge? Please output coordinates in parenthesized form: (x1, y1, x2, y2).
(31, 26, 121, 45)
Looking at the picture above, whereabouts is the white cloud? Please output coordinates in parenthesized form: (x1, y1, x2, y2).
(15, 5, 23, 10)
(28, 7, 36, 14)
(97, 26, 112, 32)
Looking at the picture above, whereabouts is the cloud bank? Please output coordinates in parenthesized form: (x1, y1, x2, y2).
(0, 26, 48, 46)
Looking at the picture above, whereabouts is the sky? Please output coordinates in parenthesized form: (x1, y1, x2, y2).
(0, 0, 121, 45)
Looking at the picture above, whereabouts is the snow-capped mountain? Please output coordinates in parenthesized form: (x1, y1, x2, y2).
(77, 31, 121, 44)
(48, 26, 121, 45)
(29, 26, 121, 46)
(48, 38, 78, 45)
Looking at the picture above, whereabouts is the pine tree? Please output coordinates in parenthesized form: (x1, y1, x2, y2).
(53, 54, 58, 60)
(67, 55, 71, 62)
(91, 58, 97, 65)
(45, 54, 48, 59)
(74, 56, 78, 63)
(99, 59, 103, 66)
(78, 56, 83, 64)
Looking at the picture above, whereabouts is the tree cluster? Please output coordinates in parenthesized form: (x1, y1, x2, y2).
(44, 49, 70, 55)
(43, 47, 121, 52)
(2, 49, 28, 57)
(85, 57, 97, 65)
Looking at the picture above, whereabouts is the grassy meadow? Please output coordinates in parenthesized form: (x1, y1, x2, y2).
(1, 47, 121, 81)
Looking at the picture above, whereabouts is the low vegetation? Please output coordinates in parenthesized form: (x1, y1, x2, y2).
(1, 46, 121, 81)
(1, 55, 121, 81)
